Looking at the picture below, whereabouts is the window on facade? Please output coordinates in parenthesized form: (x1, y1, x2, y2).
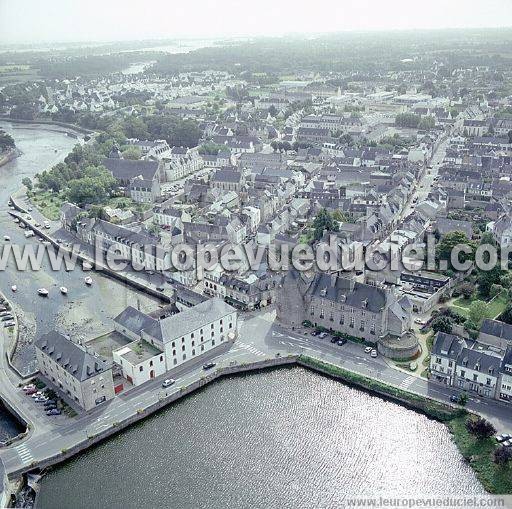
(139, 366, 143, 372)
(182, 345, 185, 352)
(212, 340, 215, 346)
(183, 354, 186, 360)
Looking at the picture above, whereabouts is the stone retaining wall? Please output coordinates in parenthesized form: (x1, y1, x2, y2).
(6, 355, 298, 480)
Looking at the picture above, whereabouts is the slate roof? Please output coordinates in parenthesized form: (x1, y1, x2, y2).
(114, 306, 162, 341)
(431, 332, 468, 359)
(102, 158, 159, 182)
(35, 331, 111, 382)
(159, 298, 236, 342)
(480, 319, 512, 342)
(308, 273, 387, 313)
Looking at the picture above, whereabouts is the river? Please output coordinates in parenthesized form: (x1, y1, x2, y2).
(37, 368, 483, 509)
(0, 122, 159, 376)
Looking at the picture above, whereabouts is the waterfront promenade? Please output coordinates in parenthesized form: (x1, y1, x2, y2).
(1, 307, 512, 484)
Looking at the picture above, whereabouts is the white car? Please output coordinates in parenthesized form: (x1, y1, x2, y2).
(364, 346, 373, 354)
(414, 318, 426, 325)
(162, 378, 175, 388)
(370, 349, 378, 358)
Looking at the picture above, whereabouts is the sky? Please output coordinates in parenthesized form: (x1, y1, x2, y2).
(1, 0, 512, 45)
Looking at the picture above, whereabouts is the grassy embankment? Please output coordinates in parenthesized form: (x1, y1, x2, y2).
(299, 355, 512, 494)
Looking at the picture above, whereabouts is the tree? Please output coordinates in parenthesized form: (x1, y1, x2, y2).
(459, 282, 475, 300)
(458, 393, 468, 407)
(0, 130, 15, 152)
(437, 231, 475, 271)
(395, 113, 420, 128)
(121, 146, 142, 160)
(477, 265, 505, 298)
(21, 177, 33, 191)
(466, 417, 496, 439)
(431, 316, 453, 334)
(418, 116, 435, 130)
(490, 284, 504, 299)
(468, 300, 489, 330)
(312, 209, 339, 241)
(494, 446, 512, 466)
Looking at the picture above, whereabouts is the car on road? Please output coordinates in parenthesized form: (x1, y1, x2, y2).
(414, 318, 426, 325)
(162, 379, 175, 388)
(449, 394, 460, 403)
(496, 434, 512, 443)
(364, 346, 373, 354)
(370, 349, 378, 358)
(156, 286, 165, 292)
(202, 362, 216, 370)
(46, 409, 61, 416)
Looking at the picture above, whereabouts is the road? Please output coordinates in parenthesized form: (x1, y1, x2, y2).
(399, 135, 449, 221)
(1, 305, 512, 477)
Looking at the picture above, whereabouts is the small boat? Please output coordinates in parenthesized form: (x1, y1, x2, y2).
(3, 236, 10, 241)
(37, 288, 49, 297)
(11, 285, 17, 292)
(84, 277, 93, 286)
(60, 287, 68, 295)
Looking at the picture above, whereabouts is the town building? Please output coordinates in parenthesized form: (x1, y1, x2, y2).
(35, 331, 115, 411)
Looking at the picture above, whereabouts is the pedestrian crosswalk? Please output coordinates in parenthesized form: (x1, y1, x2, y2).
(15, 443, 34, 464)
(399, 376, 417, 390)
(233, 341, 266, 357)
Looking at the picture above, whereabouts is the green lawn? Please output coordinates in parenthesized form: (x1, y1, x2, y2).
(107, 197, 152, 213)
(449, 292, 508, 320)
(30, 190, 66, 221)
(448, 416, 512, 494)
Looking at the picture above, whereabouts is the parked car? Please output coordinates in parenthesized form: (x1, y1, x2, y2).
(337, 339, 347, 346)
(311, 330, 319, 336)
(1, 315, 14, 321)
(318, 332, 328, 339)
(22, 384, 36, 391)
(162, 379, 175, 388)
(46, 409, 61, 416)
(24, 388, 38, 395)
(364, 346, 373, 354)
(34, 396, 48, 403)
(370, 349, 378, 358)
(43, 399, 56, 407)
(4, 322, 15, 328)
(156, 286, 165, 292)
(202, 362, 216, 370)
(414, 318, 426, 325)
(31, 391, 44, 398)
(496, 434, 512, 443)
(502, 440, 512, 447)
(330, 337, 338, 344)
